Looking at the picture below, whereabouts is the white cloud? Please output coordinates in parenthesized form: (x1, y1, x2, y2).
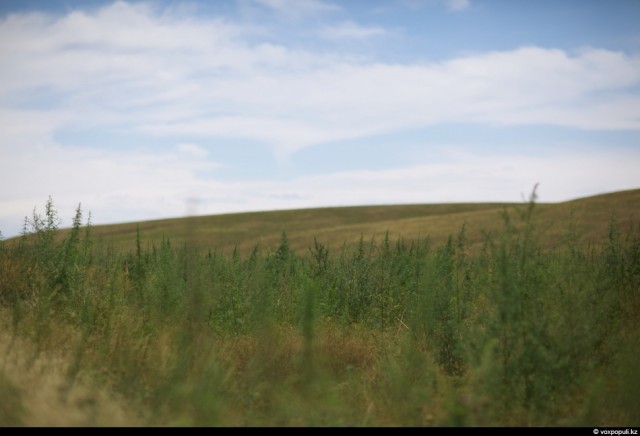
(400, 0, 471, 12)
(0, 142, 223, 236)
(0, 2, 639, 236)
(139, 116, 369, 160)
(445, 0, 471, 12)
(245, 148, 640, 207)
(2, 141, 639, 239)
(138, 47, 640, 155)
(177, 143, 209, 158)
(251, 0, 340, 19)
(318, 21, 390, 40)
(1, 3, 638, 160)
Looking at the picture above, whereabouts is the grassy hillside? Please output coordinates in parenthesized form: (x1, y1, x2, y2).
(58, 188, 640, 255)
(1, 188, 639, 426)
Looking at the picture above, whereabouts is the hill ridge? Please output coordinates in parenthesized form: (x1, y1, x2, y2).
(8, 188, 640, 255)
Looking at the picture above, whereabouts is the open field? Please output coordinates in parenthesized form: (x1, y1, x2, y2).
(1, 188, 639, 426)
(51, 188, 640, 255)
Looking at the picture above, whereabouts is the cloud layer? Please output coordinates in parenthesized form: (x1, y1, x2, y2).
(3, 139, 639, 239)
(1, 1, 639, 237)
(2, 1, 639, 155)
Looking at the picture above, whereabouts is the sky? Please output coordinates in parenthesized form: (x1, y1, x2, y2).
(1, 0, 639, 238)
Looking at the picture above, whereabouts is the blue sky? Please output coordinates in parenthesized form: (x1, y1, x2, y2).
(1, 0, 639, 237)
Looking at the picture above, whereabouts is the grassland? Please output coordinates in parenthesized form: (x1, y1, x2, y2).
(1, 188, 639, 426)
(60, 188, 640, 255)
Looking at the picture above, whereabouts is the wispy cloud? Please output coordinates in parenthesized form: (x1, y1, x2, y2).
(138, 47, 640, 155)
(445, 0, 471, 12)
(0, 1, 639, 237)
(318, 20, 390, 40)
(251, 0, 340, 19)
(2, 143, 638, 238)
(400, 0, 471, 12)
(0, 142, 223, 235)
(1, 3, 638, 161)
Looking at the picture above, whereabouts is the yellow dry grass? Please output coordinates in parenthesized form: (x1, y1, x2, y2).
(22, 188, 640, 256)
(0, 312, 145, 427)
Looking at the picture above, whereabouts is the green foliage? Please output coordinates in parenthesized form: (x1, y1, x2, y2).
(1, 195, 638, 426)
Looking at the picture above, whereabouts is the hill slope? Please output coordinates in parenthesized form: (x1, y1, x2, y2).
(73, 188, 640, 255)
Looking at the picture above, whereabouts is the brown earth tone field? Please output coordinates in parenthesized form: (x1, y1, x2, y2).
(49, 188, 640, 255)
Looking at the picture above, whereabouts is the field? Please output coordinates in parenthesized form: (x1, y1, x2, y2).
(1, 188, 639, 426)
(75, 188, 640, 256)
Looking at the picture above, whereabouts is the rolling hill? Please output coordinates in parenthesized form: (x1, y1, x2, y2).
(54, 188, 640, 256)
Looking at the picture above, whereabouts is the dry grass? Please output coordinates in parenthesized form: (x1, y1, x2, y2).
(19, 188, 637, 257)
(0, 312, 145, 427)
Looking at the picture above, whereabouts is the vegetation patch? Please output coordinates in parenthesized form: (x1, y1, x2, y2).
(0, 191, 639, 426)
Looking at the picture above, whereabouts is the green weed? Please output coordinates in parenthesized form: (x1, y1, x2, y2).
(0, 192, 638, 426)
